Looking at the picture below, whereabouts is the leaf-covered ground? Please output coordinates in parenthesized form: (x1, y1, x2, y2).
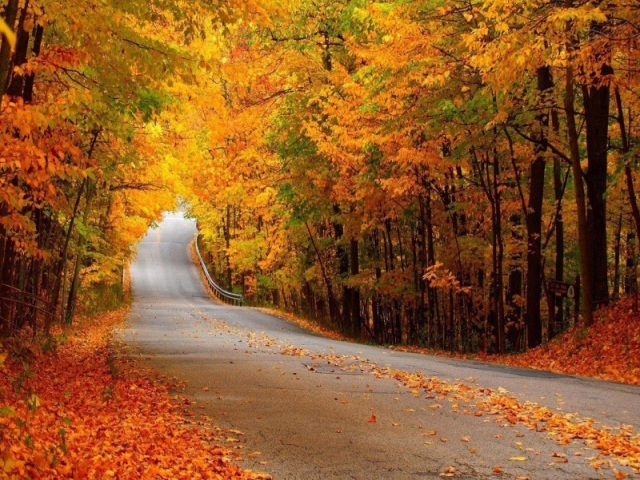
(0, 309, 270, 479)
(266, 296, 640, 386)
(493, 297, 640, 385)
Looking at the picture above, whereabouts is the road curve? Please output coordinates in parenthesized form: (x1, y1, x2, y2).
(119, 212, 640, 479)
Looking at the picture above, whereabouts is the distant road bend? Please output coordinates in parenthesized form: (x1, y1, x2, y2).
(120, 212, 640, 480)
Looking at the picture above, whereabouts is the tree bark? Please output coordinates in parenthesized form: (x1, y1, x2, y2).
(5, 0, 29, 98)
(565, 63, 594, 326)
(582, 69, 611, 308)
(526, 65, 552, 348)
(551, 157, 565, 337)
(0, 0, 19, 95)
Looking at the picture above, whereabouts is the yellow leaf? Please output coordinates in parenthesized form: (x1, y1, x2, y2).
(28, 394, 40, 409)
(510, 456, 528, 461)
(0, 19, 16, 49)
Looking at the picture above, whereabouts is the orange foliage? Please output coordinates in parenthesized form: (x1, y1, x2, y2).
(493, 297, 640, 385)
(0, 310, 269, 479)
(386, 296, 640, 386)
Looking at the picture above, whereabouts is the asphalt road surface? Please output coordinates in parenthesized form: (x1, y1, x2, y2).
(119, 212, 640, 479)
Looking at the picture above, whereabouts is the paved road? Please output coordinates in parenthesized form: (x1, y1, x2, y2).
(119, 212, 640, 479)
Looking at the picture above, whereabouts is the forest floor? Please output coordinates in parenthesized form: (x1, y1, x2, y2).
(0, 308, 270, 479)
(261, 295, 640, 387)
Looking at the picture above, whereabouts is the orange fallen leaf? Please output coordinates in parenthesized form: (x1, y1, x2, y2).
(440, 465, 456, 477)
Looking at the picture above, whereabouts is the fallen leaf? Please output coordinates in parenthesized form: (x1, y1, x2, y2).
(440, 465, 456, 477)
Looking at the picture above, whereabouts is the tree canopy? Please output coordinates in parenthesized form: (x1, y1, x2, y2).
(2, 0, 640, 353)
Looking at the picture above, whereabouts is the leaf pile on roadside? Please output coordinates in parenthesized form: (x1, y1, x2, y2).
(0, 309, 270, 479)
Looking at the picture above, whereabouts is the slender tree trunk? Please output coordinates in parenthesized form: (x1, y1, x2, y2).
(349, 238, 361, 336)
(615, 87, 640, 243)
(493, 154, 505, 353)
(0, 0, 19, 95)
(551, 157, 565, 337)
(5, 0, 29, 97)
(565, 63, 594, 326)
(305, 221, 338, 324)
(23, 24, 43, 102)
(66, 181, 95, 324)
(225, 205, 232, 290)
(332, 207, 351, 334)
(625, 228, 637, 295)
(612, 212, 623, 301)
(583, 72, 611, 308)
(48, 179, 87, 328)
(526, 65, 552, 348)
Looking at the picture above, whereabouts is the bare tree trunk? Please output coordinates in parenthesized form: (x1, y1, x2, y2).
(551, 157, 564, 338)
(615, 87, 640, 243)
(565, 63, 594, 326)
(526, 65, 552, 348)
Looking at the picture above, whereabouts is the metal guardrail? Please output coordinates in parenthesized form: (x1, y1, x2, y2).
(194, 235, 243, 306)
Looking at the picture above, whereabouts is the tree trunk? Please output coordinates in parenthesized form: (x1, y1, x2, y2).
(565, 63, 594, 326)
(225, 205, 232, 290)
(0, 0, 19, 95)
(582, 71, 611, 309)
(551, 157, 565, 338)
(350, 237, 361, 337)
(5, 0, 29, 98)
(493, 154, 505, 353)
(612, 212, 622, 301)
(23, 24, 43, 102)
(305, 221, 338, 324)
(614, 87, 640, 243)
(526, 65, 552, 348)
(66, 181, 95, 324)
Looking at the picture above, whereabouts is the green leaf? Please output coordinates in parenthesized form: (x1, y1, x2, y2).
(0, 406, 15, 417)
